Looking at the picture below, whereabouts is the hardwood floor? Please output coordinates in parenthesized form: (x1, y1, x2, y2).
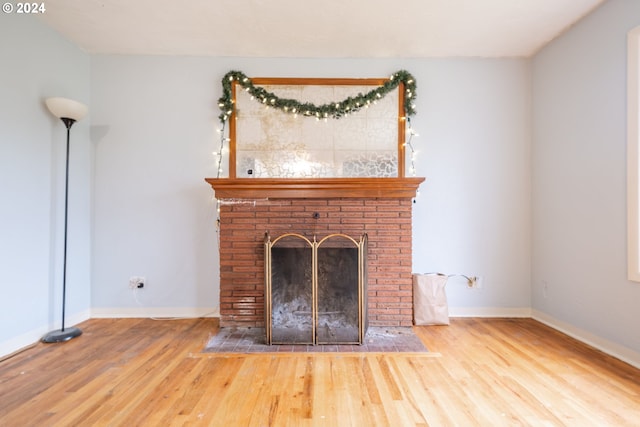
(1, 318, 639, 426)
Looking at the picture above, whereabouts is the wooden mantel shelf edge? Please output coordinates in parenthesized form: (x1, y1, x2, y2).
(205, 177, 425, 199)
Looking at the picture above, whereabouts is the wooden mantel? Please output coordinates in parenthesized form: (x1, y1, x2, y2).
(205, 177, 425, 199)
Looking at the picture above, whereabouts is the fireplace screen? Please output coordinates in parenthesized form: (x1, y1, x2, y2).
(264, 232, 368, 345)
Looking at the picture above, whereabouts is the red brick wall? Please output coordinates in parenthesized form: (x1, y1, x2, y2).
(218, 198, 414, 327)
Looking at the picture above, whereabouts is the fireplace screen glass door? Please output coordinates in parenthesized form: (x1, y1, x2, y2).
(265, 233, 368, 345)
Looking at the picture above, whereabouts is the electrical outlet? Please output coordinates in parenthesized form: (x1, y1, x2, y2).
(129, 276, 145, 289)
(466, 276, 483, 289)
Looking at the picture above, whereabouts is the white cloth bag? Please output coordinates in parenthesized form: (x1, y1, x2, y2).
(413, 273, 450, 325)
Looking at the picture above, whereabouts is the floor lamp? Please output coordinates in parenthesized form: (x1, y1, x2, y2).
(42, 97, 88, 343)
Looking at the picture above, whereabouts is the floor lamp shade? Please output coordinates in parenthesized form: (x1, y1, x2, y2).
(45, 97, 88, 122)
(42, 96, 88, 343)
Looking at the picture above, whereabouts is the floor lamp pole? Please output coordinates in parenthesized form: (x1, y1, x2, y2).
(42, 116, 83, 343)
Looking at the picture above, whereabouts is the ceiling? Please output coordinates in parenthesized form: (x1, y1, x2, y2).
(38, 0, 606, 58)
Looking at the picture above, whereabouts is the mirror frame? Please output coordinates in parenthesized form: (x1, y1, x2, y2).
(227, 77, 407, 179)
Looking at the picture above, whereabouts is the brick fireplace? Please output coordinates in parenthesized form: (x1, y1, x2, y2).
(206, 177, 423, 328)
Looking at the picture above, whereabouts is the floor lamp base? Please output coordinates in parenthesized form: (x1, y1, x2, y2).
(42, 327, 82, 343)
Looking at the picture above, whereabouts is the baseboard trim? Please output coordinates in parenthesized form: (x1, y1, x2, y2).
(90, 307, 219, 319)
(449, 307, 532, 317)
(532, 310, 640, 370)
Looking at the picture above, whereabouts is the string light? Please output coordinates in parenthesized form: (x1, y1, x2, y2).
(405, 117, 418, 178)
(213, 120, 228, 234)
(215, 121, 226, 179)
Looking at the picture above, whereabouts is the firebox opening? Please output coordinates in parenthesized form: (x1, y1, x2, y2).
(271, 247, 313, 344)
(317, 247, 359, 343)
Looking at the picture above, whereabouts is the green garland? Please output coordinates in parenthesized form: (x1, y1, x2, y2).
(217, 70, 417, 123)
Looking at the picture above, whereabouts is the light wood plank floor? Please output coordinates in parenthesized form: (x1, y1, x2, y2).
(1, 318, 639, 426)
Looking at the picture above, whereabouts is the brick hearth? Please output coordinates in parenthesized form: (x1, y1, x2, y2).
(217, 197, 415, 327)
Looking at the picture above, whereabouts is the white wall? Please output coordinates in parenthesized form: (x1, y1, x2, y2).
(532, 0, 640, 356)
(89, 57, 532, 317)
(414, 59, 532, 315)
(0, 14, 91, 355)
(89, 56, 221, 317)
